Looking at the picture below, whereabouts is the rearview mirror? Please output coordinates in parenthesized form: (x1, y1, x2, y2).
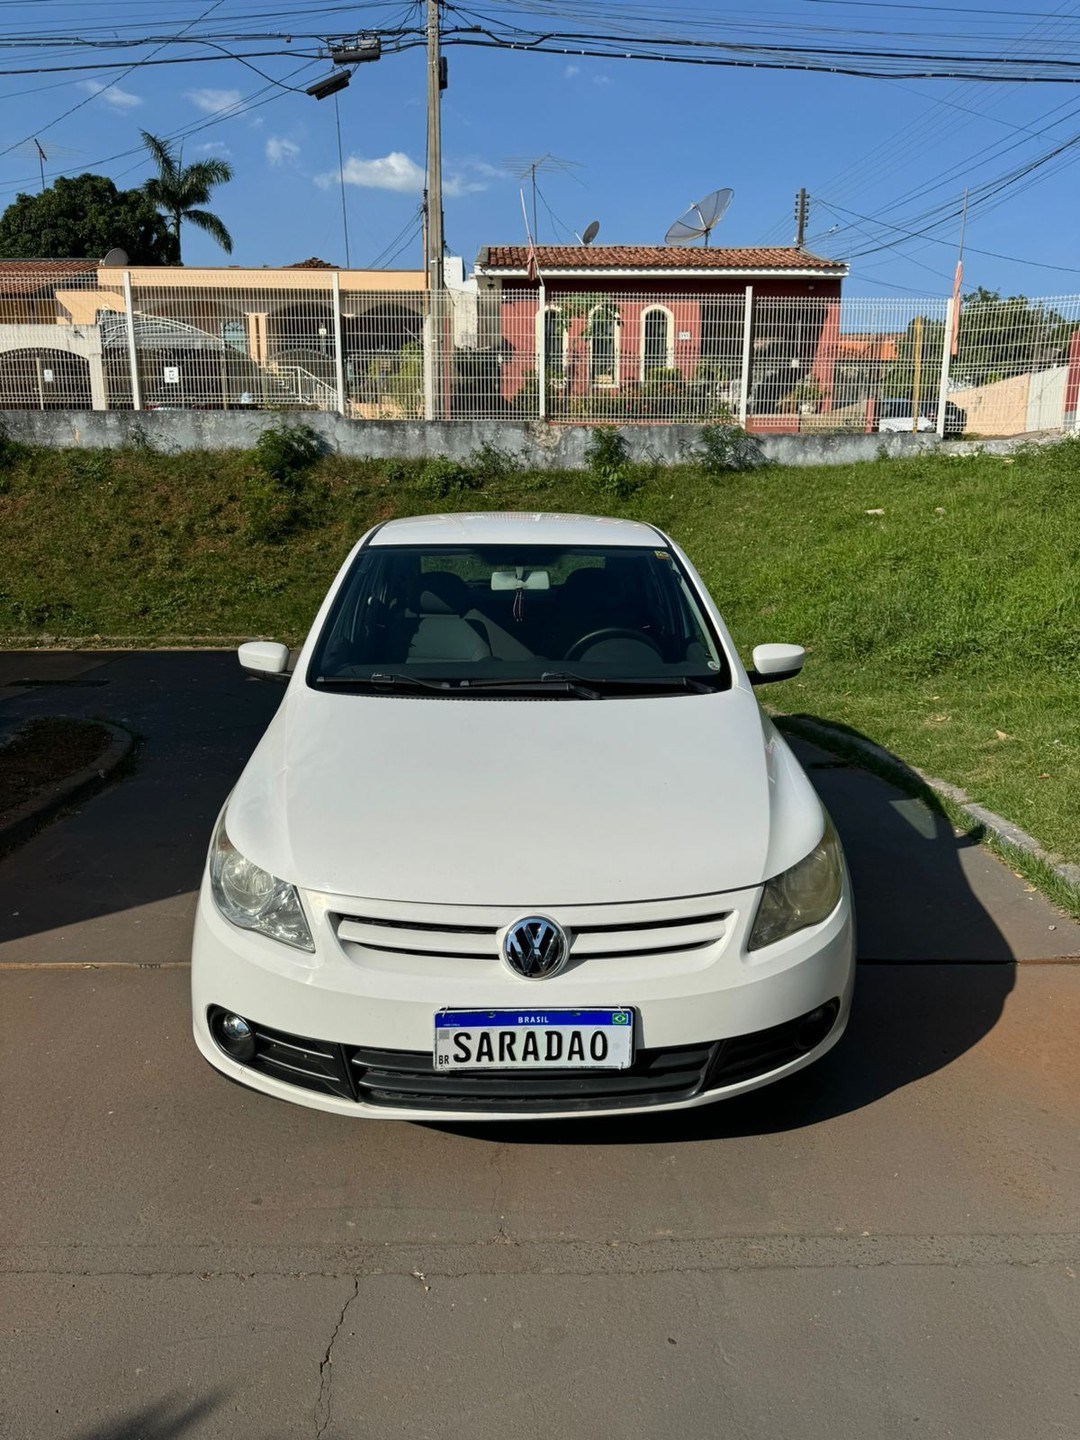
(749, 643, 805, 686)
(491, 569, 550, 591)
(238, 640, 291, 682)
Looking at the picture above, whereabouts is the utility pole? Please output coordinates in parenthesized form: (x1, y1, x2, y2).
(425, 0, 445, 292)
(794, 188, 809, 248)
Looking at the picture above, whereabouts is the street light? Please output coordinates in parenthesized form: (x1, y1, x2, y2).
(306, 70, 351, 100)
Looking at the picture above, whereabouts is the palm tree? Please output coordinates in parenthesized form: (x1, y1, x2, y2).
(140, 131, 234, 264)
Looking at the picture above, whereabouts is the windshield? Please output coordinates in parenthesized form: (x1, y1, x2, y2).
(307, 543, 729, 695)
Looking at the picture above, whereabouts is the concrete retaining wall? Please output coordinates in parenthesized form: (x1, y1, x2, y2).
(1, 409, 944, 469)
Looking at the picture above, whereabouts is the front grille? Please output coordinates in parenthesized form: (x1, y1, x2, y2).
(348, 1042, 716, 1112)
(208, 1001, 840, 1112)
(335, 898, 731, 966)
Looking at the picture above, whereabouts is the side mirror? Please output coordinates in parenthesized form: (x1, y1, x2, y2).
(238, 640, 291, 683)
(749, 643, 805, 686)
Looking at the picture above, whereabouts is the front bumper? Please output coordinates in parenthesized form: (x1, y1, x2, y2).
(191, 876, 856, 1121)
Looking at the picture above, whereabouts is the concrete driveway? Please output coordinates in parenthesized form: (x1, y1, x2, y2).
(1, 651, 1077, 1440)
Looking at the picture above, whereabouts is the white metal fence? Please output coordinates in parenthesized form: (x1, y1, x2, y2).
(1, 265, 1079, 438)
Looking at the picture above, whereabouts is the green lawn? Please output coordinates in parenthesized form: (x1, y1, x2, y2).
(1, 433, 1077, 873)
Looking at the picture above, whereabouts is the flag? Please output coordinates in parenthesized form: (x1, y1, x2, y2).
(950, 259, 963, 357)
(519, 187, 541, 284)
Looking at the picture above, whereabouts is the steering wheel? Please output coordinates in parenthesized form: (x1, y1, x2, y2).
(563, 627, 663, 662)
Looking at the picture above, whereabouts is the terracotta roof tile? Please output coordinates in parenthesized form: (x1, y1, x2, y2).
(287, 256, 336, 269)
(478, 245, 845, 272)
(0, 258, 98, 296)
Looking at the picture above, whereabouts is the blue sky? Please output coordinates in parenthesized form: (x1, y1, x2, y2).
(2, 0, 1080, 297)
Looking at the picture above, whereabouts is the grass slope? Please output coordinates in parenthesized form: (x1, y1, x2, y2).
(1, 435, 1077, 869)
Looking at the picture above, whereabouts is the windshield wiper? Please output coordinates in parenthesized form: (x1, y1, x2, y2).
(540, 671, 720, 695)
(315, 672, 456, 691)
(458, 674, 602, 699)
(314, 672, 600, 697)
(314, 672, 719, 698)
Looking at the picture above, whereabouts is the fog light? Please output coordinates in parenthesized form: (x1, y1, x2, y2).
(214, 1011, 256, 1062)
(795, 1004, 837, 1053)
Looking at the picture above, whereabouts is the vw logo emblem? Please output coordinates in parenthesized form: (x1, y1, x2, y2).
(502, 915, 568, 980)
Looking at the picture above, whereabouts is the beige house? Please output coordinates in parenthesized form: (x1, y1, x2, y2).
(0, 258, 427, 413)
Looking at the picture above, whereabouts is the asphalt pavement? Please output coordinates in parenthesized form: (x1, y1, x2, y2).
(1, 651, 1077, 1440)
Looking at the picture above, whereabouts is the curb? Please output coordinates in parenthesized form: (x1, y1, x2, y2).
(0, 721, 135, 855)
(775, 713, 1080, 892)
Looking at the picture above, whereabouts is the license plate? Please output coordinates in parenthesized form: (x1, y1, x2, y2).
(434, 1008, 634, 1071)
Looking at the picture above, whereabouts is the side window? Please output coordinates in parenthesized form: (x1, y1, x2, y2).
(588, 306, 618, 387)
(544, 309, 564, 380)
(641, 307, 672, 379)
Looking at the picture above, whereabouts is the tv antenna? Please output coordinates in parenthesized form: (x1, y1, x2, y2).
(504, 153, 583, 241)
(578, 219, 600, 246)
(14, 137, 81, 192)
(664, 187, 733, 247)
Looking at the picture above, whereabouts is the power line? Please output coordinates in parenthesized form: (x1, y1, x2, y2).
(756, 0, 1080, 241)
(0, 0, 231, 161)
(820, 197, 1080, 274)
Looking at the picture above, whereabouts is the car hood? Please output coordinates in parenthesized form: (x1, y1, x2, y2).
(225, 687, 824, 906)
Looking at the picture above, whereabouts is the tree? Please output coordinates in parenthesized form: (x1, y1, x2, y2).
(883, 291, 1076, 400)
(881, 314, 946, 402)
(0, 173, 174, 262)
(954, 289, 1073, 386)
(140, 131, 234, 263)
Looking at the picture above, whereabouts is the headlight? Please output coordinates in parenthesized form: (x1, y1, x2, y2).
(748, 817, 844, 951)
(209, 816, 314, 952)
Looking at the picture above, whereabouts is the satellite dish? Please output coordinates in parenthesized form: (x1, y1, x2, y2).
(581, 220, 600, 246)
(664, 188, 733, 247)
(101, 248, 129, 267)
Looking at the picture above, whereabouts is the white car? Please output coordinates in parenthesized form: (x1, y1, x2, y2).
(192, 512, 855, 1120)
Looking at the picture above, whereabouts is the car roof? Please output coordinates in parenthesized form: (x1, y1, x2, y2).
(370, 512, 668, 548)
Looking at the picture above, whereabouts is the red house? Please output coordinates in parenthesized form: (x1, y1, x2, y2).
(472, 245, 848, 427)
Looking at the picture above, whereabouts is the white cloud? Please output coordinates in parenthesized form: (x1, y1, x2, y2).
(187, 88, 243, 116)
(317, 151, 496, 199)
(563, 63, 580, 79)
(79, 79, 142, 110)
(593, 74, 613, 86)
(443, 172, 488, 198)
(319, 151, 426, 193)
(465, 159, 508, 180)
(194, 141, 230, 156)
(266, 137, 300, 166)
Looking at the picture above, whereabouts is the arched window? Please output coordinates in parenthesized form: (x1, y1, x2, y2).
(221, 318, 247, 354)
(641, 306, 673, 380)
(543, 307, 565, 381)
(588, 304, 619, 387)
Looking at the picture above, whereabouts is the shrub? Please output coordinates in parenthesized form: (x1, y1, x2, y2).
(381, 340, 424, 418)
(584, 427, 641, 499)
(468, 440, 521, 482)
(416, 456, 483, 499)
(251, 419, 322, 488)
(0, 418, 24, 475)
(245, 420, 324, 542)
(380, 458, 415, 486)
(694, 422, 768, 477)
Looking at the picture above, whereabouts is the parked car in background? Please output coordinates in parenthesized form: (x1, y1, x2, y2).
(876, 398, 966, 435)
(192, 512, 856, 1122)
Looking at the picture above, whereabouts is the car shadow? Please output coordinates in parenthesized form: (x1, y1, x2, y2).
(69, 1390, 226, 1440)
(0, 652, 283, 949)
(432, 717, 1016, 1145)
